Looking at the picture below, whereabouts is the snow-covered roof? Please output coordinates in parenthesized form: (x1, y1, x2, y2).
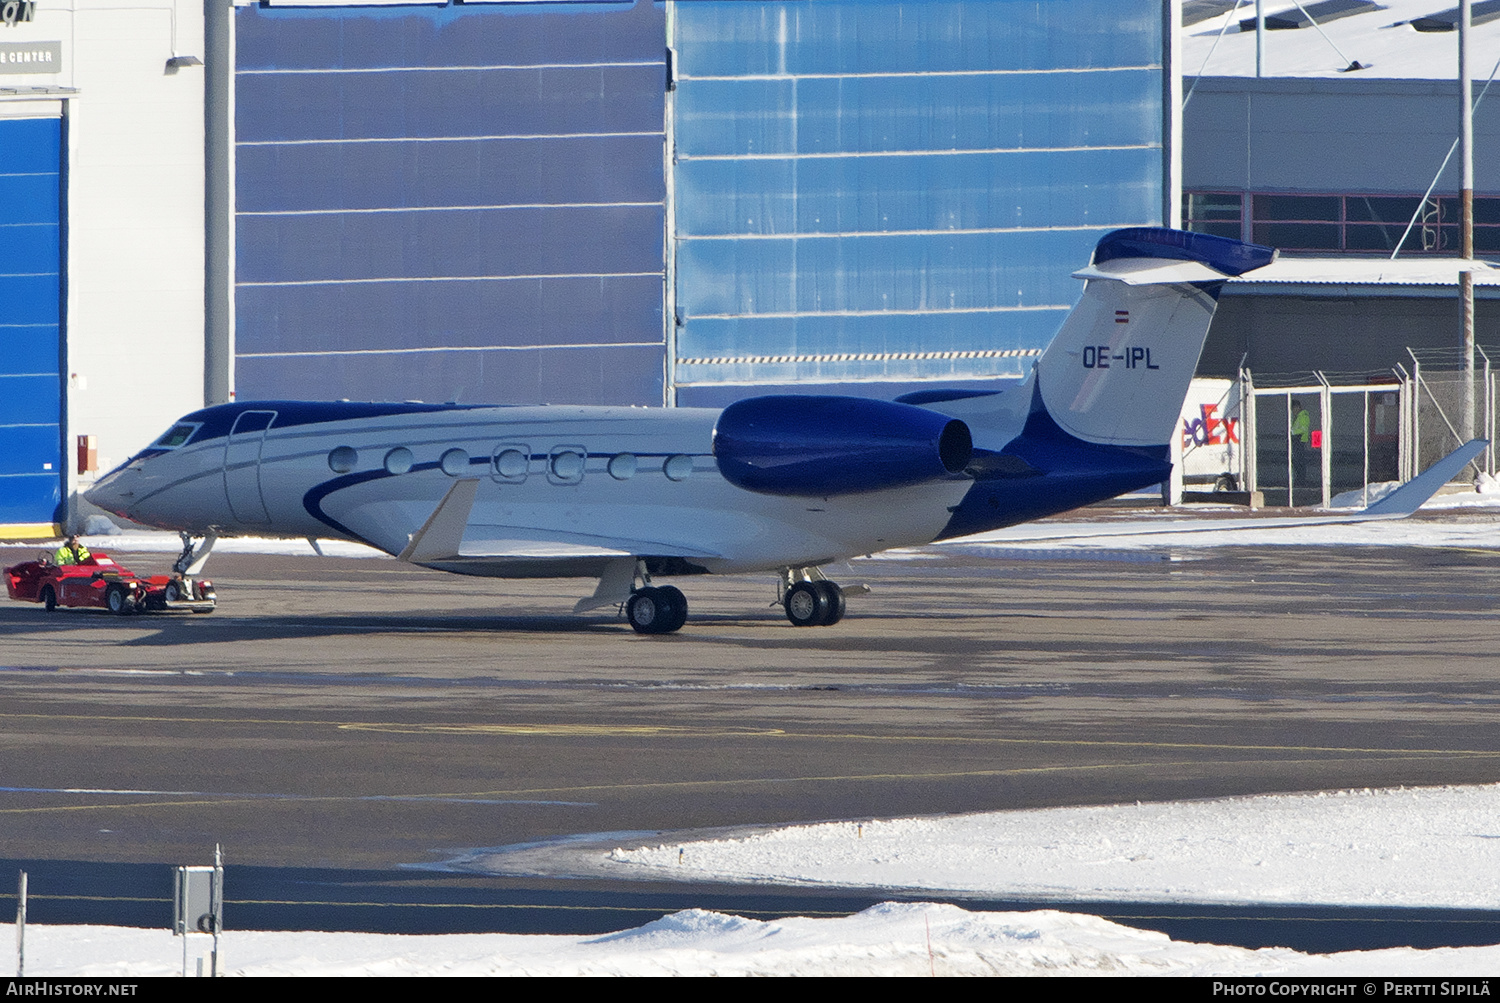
(1228, 254, 1500, 284)
(1184, 0, 1500, 79)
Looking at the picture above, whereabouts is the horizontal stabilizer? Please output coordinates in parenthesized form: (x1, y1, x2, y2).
(942, 439, 1490, 545)
(397, 478, 479, 563)
(1361, 439, 1488, 516)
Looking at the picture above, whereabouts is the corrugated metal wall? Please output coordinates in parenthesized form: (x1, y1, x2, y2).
(233, 1, 668, 406)
(0, 115, 63, 527)
(670, 0, 1165, 400)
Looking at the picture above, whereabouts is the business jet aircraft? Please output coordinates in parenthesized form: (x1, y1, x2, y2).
(84, 227, 1481, 634)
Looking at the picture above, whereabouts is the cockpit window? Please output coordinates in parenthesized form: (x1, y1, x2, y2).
(151, 423, 200, 449)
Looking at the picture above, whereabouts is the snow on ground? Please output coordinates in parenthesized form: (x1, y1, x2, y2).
(19, 905, 1500, 977)
(605, 785, 1500, 910)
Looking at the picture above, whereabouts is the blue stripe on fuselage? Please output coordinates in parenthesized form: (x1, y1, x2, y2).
(936, 383, 1170, 540)
(171, 401, 499, 449)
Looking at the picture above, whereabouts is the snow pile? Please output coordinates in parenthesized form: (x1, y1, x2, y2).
(608, 786, 1500, 909)
(18, 905, 1500, 977)
(1328, 481, 1402, 509)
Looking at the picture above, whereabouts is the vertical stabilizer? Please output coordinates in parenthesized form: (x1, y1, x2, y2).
(1036, 228, 1274, 448)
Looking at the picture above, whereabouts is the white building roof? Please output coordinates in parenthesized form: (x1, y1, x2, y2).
(1185, 0, 1500, 79)
(1228, 254, 1500, 286)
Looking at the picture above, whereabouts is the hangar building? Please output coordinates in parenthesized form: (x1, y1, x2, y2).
(0, 0, 1181, 536)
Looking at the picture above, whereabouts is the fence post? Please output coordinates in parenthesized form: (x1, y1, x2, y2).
(1318, 374, 1333, 508)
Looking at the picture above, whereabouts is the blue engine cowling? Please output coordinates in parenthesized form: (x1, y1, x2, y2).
(713, 395, 973, 497)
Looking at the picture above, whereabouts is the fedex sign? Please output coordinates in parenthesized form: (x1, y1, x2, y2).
(1182, 403, 1239, 449)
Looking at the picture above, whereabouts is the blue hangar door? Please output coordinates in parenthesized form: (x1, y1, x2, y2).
(0, 115, 63, 533)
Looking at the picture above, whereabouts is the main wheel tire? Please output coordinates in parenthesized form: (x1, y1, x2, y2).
(814, 581, 846, 626)
(39, 586, 56, 613)
(784, 581, 829, 627)
(627, 587, 665, 634)
(654, 585, 688, 633)
(164, 581, 183, 603)
(105, 583, 131, 615)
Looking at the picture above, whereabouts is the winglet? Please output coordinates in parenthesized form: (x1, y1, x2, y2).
(397, 478, 479, 563)
(1362, 439, 1489, 517)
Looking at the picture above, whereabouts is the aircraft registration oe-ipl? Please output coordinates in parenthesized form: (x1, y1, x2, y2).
(84, 227, 1486, 634)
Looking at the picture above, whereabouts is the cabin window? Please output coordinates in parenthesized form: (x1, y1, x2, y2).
(383, 447, 413, 475)
(664, 454, 693, 481)
(327, 446, 357, 473)
(492, 445, 530, 483)
(440, 448, 470, 476)
(548, 446, 586, 485)
(608, 453, 637, 480)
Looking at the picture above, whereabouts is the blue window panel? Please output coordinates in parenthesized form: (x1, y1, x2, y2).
(0, 273, 60, 327)
(236, 275, 663, 355)
(237, 1, 665, 72)
(234, 344, 664, 408)
(0, 473, 61, 525)
(0, 374, 61, 426)
(0, 222, 59, 262)
(675, 70, 1160, 159)
(237, 136, 665, 215)
(677, 308, 1064, 365)
(239, 64, 665, 144)
(671, 0, 1164, 387)
(676, 148, 1161, 236)
(0, 172, 59, 225)
(674, 0, 1160, 78)
(677, 228, 1105, 318)
(237, 206, 663, 285)
(235, 2, 668, 406)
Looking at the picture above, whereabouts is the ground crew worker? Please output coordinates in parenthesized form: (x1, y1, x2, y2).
(1290, 399, 1313, 498)
(55, 535, 90, 566)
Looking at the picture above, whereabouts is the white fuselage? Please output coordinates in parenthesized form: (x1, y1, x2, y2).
(90, 404, 973, 576)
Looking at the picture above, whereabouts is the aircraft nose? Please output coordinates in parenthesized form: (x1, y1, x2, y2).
(83, 464, 140, 520)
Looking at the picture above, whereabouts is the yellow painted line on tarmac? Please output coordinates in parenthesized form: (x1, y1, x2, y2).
(337, 722, 786, 738)
(1, 710, 1499, 762)
(0, 754, 1487, 815)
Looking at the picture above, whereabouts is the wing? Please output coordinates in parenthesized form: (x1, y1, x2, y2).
(394, 478, 720, 583)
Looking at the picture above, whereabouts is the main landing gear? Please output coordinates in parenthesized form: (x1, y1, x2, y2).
(778, 567, 848, 627)
(624, 560, 688, 635)
(618, 561, 865, 634)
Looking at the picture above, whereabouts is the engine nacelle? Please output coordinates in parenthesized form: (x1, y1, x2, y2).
(713, 395, 973, 497)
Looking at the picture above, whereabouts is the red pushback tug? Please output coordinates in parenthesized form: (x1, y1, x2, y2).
(4, 551, 215, 615)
